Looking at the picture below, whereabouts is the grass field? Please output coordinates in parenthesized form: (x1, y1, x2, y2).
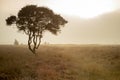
(0, 44, 120, 80)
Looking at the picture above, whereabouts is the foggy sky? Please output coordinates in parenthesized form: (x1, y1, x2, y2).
(0, 0, 120, 44)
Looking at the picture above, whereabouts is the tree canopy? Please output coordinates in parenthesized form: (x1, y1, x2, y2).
(6, 5, 68, 54)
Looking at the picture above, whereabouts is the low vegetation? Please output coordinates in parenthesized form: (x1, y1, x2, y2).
(0, 44, 120, 80)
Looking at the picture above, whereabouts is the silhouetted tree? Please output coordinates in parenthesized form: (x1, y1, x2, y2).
(6, 5, 68, 54)
(14, 39, 19, 45)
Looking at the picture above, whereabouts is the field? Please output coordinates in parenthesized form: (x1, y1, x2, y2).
(0, 44, 120, 80)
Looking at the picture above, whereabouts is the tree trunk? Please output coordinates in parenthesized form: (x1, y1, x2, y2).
(28, 32, 42, 54)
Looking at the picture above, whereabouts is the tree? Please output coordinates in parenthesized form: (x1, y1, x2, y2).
(14, 39, 19, 45)
(6, 5, 68, 54)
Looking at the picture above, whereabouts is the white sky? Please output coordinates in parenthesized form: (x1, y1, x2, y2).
(0, 0, 120, 44)
(0, 0, 119, 18)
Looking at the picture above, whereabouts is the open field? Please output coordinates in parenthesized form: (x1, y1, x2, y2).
(0, 44, 120, 80)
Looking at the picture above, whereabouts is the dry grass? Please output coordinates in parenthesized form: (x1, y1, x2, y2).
(0, 44, 120, 80)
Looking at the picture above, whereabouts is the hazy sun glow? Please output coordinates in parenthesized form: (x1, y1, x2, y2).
(44, 0, 116, 19)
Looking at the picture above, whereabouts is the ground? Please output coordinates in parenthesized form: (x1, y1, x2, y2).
(0, 44, 120, 80)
